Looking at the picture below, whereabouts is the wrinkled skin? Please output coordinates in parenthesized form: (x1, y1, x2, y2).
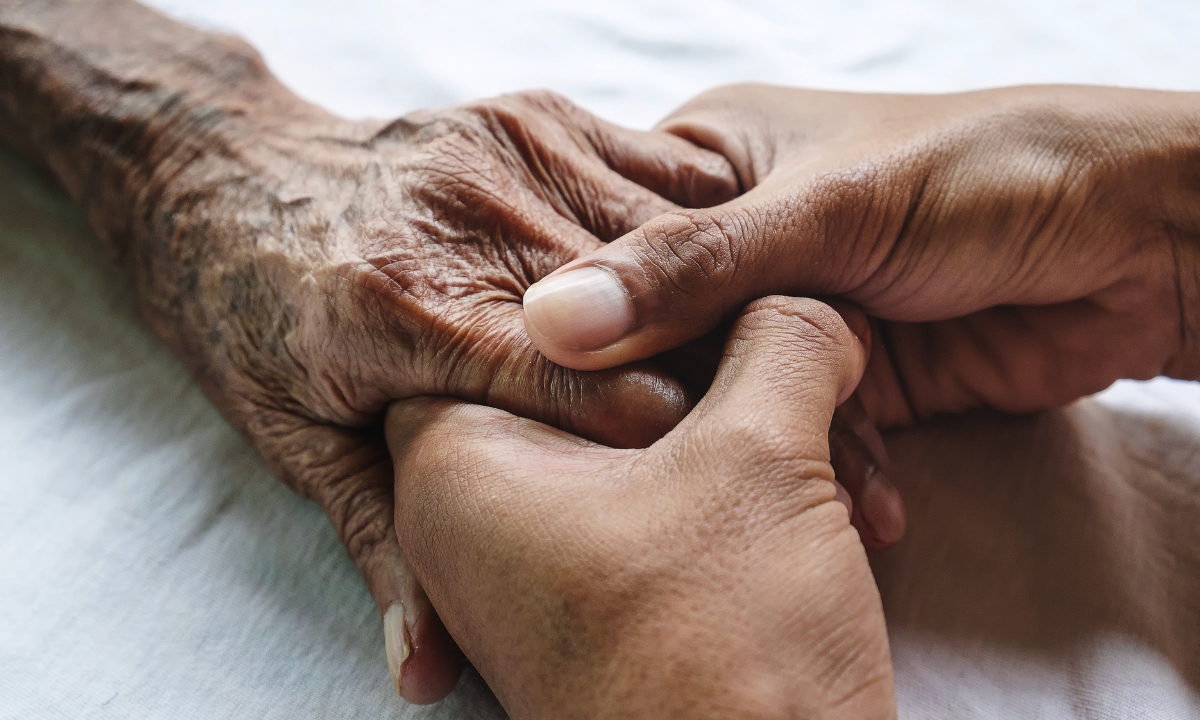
(140, 89, 743, 701)
(2, 0, 913, 705)
(389, 297, 897, 720)
(523, 84, 1200, 424)
(0, 0, 747, 701)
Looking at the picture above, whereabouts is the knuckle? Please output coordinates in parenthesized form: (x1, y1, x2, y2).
(459, 98, 518, 131)
(460, 89, 577, 134)
(635, 209, 747, 296)
(714, 410, 791, 458)
(804, 160, 888, 245)
(674, 82, 764, 114)
(206, 33, 272, 85)
(698, 413, 835, 513)
(437, 310, 528, 400)
(481, 90, 602, 166)
(740, 297, 852, 356)
(336, 256, 433, 359)
(505, 89, 577, 115)
(454, 91, 583, 163)
(680, 153, 742, 207)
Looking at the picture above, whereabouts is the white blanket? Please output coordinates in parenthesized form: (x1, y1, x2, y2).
(1, 1, 1198, 717)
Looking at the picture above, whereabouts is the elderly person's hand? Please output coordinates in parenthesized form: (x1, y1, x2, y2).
(389, 297, 896, 720)
(522, 84, 1200, 424)
(0, 0, 738, 701)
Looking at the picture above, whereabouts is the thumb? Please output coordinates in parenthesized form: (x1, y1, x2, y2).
(657, 296, 896, 718)
(523, 200, 812, 371)
(681, 296, 868, 459)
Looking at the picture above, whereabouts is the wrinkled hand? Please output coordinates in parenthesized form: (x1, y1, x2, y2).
(156, 89, 899, 701)
(522, 84, 1200, 425)
(0, 4, 735, 696)
(1, 3, 907, 702)
(136, 89, 740, 700)
(389, 297, 896, 720)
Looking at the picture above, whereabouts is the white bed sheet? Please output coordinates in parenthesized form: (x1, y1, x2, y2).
(2, 1, 1199, 718)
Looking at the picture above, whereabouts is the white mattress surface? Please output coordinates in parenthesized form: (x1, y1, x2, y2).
(2, 1, 1199, 718)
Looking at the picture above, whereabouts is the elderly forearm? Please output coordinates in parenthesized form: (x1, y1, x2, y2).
(0, 0, 359, 371)
(0, 0, 330, 259)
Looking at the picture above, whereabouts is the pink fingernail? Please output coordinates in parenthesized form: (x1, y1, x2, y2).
(523, 267, 633, 351)
(834, 481, 854, 517)
(861, 475, 906, 546)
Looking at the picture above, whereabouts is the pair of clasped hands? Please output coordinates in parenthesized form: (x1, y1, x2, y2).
(6, 3, 1195, 715)
(386, 84, 1199, 717)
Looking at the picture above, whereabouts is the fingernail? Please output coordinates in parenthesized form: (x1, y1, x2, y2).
(523, 266, 633, 351)
(861, 473, 906, 546)
(845, 403, 891, 475)
(384, 603, 411, 695)
(843, 315, 871, 353)
(834, 480, 854, 517)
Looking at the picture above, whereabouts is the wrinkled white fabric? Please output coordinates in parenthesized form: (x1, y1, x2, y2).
(1, 1, 1198, 718)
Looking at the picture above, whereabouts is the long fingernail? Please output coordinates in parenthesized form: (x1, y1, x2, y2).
(384, 603, 411, 695)
(523, 266, 633, 351)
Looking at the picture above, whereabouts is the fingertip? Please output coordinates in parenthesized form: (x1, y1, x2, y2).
(651, 132, 741, 208)
(521, 264, 634, 363)
(396, 603, 465, 704)
(860, 476, 907, 551)
(523, 206, 767, 371)
(829, 395, 905, 551)
(372, 550, 464, 705)
(384, 603, 411, 694)
(563, 364, 693, 449)
(821, 306, 870, 407)
(823, 299, 872, 359)
(834, 480, 854, 518)
(735, 298, 866, 404)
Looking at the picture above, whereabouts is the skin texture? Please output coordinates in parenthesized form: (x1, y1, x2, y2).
(0, 0, 748, 701)
(522, 84, 1200, 424)
(18, 2, 1195, 713)
(0, 0, 912, 704)
(388, 297, 897, 720)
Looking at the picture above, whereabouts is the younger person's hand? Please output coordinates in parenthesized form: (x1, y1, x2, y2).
(388, 297, 896, 720)
(523, 84, 1200, 425)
